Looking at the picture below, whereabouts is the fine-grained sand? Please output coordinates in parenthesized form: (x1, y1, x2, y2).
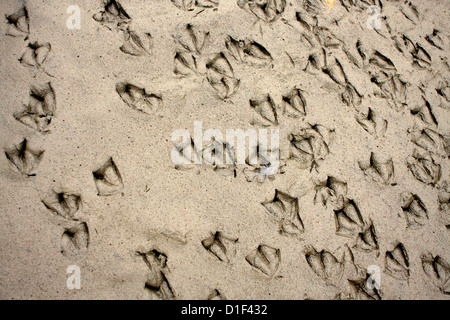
(0, 0, 449, 300)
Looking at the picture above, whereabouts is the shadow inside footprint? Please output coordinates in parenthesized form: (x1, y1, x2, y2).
(237, 0, 286, 23)
(334, 199, 366, 238)
(19, 42, 51, 68)
(225, 36, 273, 67)
(348, 273, 382, 300)
(15, 82, 56, 133)
(245, 244, 281, 277)
(358, 152, 395, 186)
(93, 157, 124, 196)
(400, 192, 428, 228)
(421, 253, 450, 296)
(202, 231, 238, 262)
(138, 249, 175, 300)
(93, 0, 131, 30)
(5, 138, 44, 176)
(61, 222, 89, 258)
(5, 6, 29, 39)
(207, 289, 226, 300)
(120, 30, 152, 56)
(282, 88, 307, 118)
(116, 82, 162, 114)
(262, 190, 304, 236)
(42, 191, 83, 221)
(385, 243, 410, 281)
(305, 246, 344, 285)
(206, 53, 240, 100)
(406, 149, 441, 186)
(288, 124, 334, 171)
(249, 94, 279, 126)
(314, 176, 348, 209)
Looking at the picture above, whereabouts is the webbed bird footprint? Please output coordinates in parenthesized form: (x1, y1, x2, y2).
(5, 139, 44, 176)
(341, 83, 362, 107)
(358, 152, 395, 186)
(354, 221, 379, 253)
(245, 244, 281, 277)
(436, 81, 450, 103)
(116, 82, 162, 114)
(288, 124, 334, 170)
(395, 34, 430, 69)
(314, 176, 348, 209)
(282, 88, 307, 118)
(421, 253, 450, 295)
(262, 190, 304, 236)
(409, 97, 438, 126)
(93, 157, 124, 196)
(438, 182, 450, 228)
(93, 0, 131, 30)
(237, 0, 286, 23)
(120, 30, 152, 56)
(314, 25, 343, 49)
(334, 199, 365, 238)
(14, 82, 56, 133)
(42, 191, 83, 221)
(305, 245, 363, 288)
(19, 42, 51, 68)
(385, 243, 410, 281)
(175, 24, 210, 55)
(400, 192, 428, 228)
(304, 49, 327, 73)
(406, 149, 441, 186)
(206, 53, 240, 100)
(410, 43, 432, 69)
(295, 11, 317, 33)
(370, 72, 407, 109)
(305, 246, 344, 285)
(138, 249, 175, 300)
(302, 0, 328, 15)
(174, 51, 200, 76)
(174, 137, 237, 177)
(5, 6, 29, 39)
(409, 128, 448, 157)
(244, 143, 282, 183)
(425, 29, 445, 51)
(369, 51, 396, 72)
(399, 1, 420, 25)
(225, 36, 272, 67)
(208, 142, 229, 166)
(202, 139, 237, 176)
(393, 34, 416, 55)
(322, 58, 348, 86)
(348, 273, 382, 300)
(249, 94, 278, 126)
(343, 46, 362, 69)
(355, 107, 387, 138)
(173, 136, 201, 167)
(202, 231, 238, 262)
(61, 222, 89, 259)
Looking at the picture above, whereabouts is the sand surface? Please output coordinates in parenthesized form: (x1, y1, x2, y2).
(0, 0, 449, 300)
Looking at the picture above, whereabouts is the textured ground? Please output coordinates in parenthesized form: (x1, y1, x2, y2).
(0, 0, 449, 300)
